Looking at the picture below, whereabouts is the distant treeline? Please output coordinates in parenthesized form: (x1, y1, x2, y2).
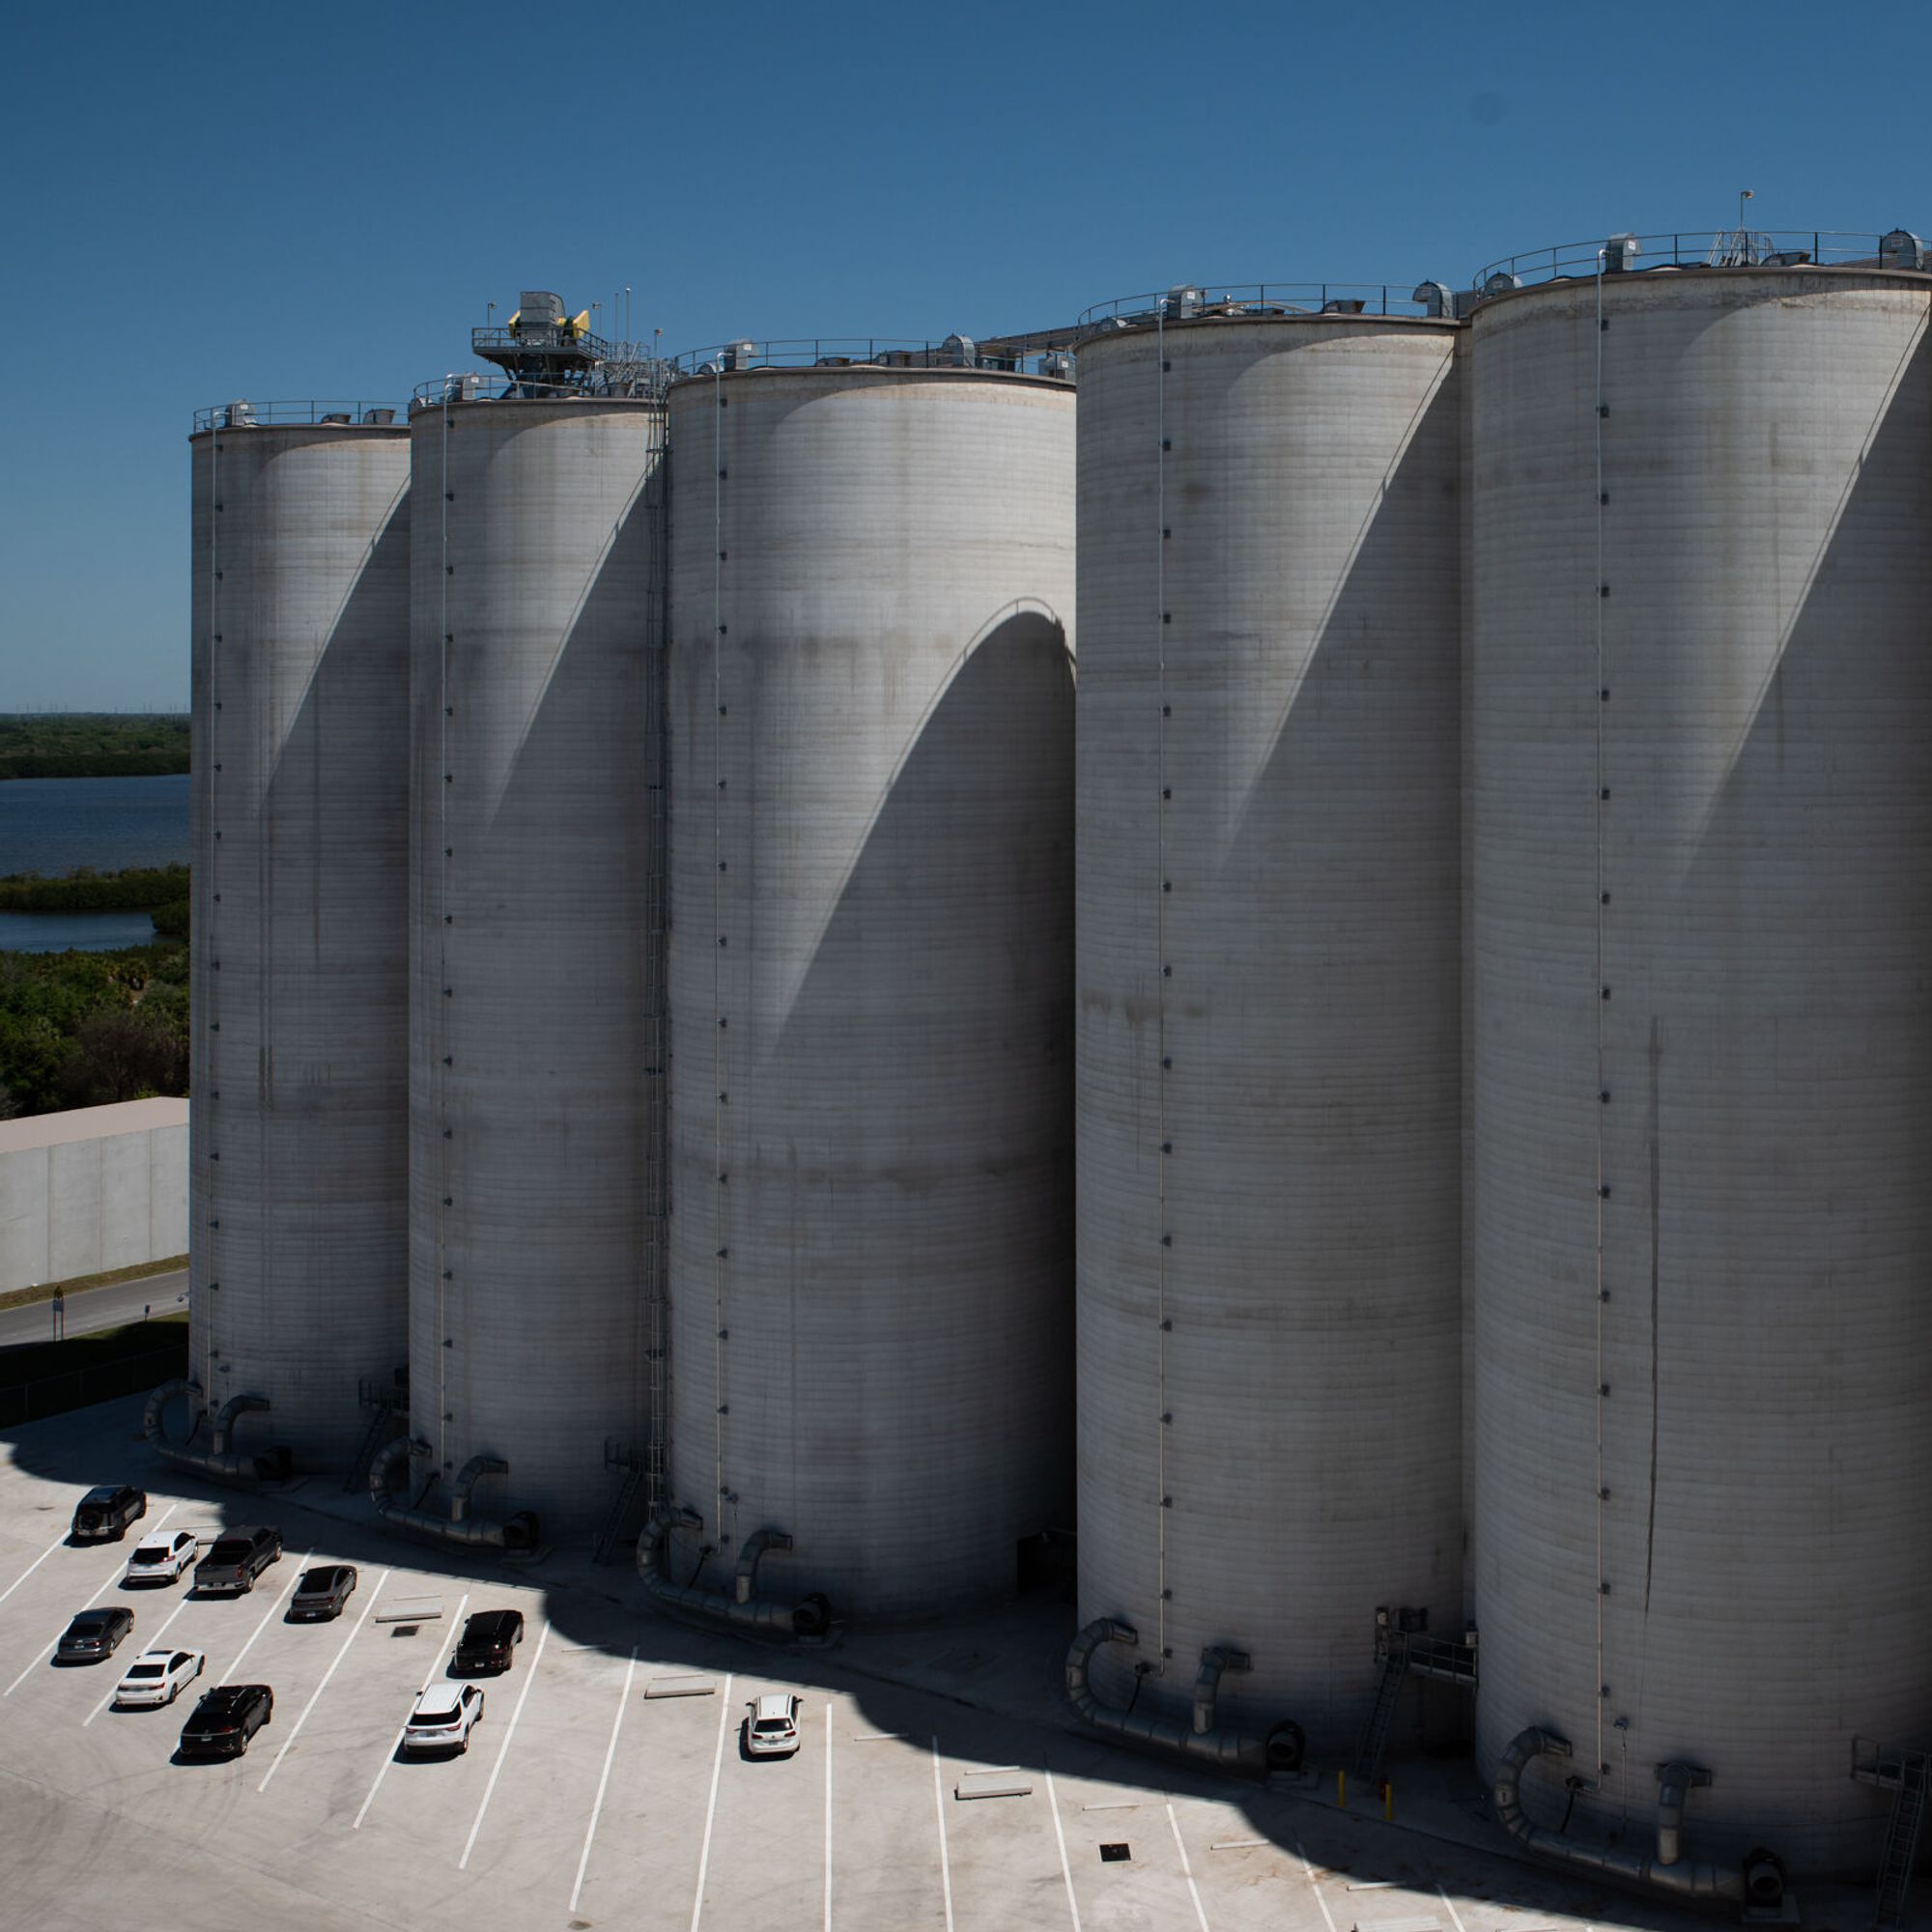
(0, 714, 189, 781)
(0, 866, 189, 913)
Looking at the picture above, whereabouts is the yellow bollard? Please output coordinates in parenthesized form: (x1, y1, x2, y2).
(1383, 1779, 1393, 1822)
(1337, 1769, 1346, 1808)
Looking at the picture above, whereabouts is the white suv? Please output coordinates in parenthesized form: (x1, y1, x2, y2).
(744, 1691, 801, 1757)
(402, 1681, 485, 1754)
(123, 1529, 200, 1586)
(114, 1647, 206, 1708)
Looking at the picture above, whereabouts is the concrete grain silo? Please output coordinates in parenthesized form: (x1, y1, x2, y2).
(652, 351, 1075, 1623)
(387, 297, 665, 1544)
(159, 402, 410, 1474)
(1069, 289, 1465, 1765)
(1472, 235, 1932, 1879)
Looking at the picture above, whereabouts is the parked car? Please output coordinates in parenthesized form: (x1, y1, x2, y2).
(70, 1487, 146, 1543)
(192, 1526, 282, 1596)
(114, 1647, 205, 1708)
(287, 1564, 356, 1622)
(56, 1606, 135, 1662)
(178, 1684, 272, 1757)
(402, 1681, 485, 1754)
(743, 1691, 801, 1757)
(451, 1608, 524, 1674)
(123, 1529, 201, 1587)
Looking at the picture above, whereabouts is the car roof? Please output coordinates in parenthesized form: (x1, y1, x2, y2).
(69, 1607, 119, 1625)
(79, 1487, 121, 1505)
(413, 1684, 468, 1716)
(465, 1609, 517, 1631)
(131, 1647, 180, 1662)
(298, 1565, 345, 1585)
(753, 1693, 795, 1719)
(200, 1684, 262, 1704)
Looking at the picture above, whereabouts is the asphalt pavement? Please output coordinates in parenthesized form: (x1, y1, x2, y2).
(0, 1269, 187, 1351)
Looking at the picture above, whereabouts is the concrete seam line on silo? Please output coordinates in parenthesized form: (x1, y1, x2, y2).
(1492, 1727, 1752, 1902)
(1065, 1618, 1269, 1776)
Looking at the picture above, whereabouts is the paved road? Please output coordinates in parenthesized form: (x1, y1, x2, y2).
(0, 1269, 187, 1351)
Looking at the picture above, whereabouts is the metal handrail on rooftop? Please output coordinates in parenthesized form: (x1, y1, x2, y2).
(192, 400, 401, 432)
(410, 370, 668, 407)
(668, 336, 1074, 379)
(471, 322, 612, 360)
(1077, 282, 1447, 327)
(1472, 228, 1927, 291)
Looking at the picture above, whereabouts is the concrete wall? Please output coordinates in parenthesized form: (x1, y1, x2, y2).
(0, 1099, 188, 1292)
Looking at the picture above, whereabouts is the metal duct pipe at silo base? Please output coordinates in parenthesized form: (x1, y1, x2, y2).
(367, 1437, 529, 1549)
(637, 1514, 830, 1637)
(144, 1380, 289, 1482)
(1065, 1620, 1270, 1776)
(1492, 1729, 1763, 1904)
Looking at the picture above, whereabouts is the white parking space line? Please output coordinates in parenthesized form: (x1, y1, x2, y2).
(0, 1531, 71, 1611)
(215, 1548, 312, 1685)
(351, 1588, 469, 1830)
(1045, 1766, 1082, 1932)
(82, 1592, 195, 1725)
(2, 1505, 177, 1697)
(1299, 1844, 1343, 1932)
(459, 1618, 551, 1870)
(931, 1735, 956, 1932)
(1437, 1886, 1471, 1932)
(823, 1701, 833, 1932)
(1167, 1801, 1211, 1932)
(568, 1644, 637, 1914)
(687, 1667, 735, 1932)
(256, 1567, 390, 1792)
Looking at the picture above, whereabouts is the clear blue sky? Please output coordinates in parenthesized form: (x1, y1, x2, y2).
(5, 0, 1923, 709)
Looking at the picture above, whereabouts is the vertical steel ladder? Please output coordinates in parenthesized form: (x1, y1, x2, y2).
(1875, 1749, 1929, 1929)
(594, 1441, 645, 1565)
(1353, 1636, 1410, 1784)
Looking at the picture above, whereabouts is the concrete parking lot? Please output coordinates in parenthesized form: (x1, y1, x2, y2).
(0, 1399, 1891, 1932)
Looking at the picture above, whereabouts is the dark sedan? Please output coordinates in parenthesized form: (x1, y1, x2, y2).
(451, 1608, 525, 1675)
(287, 1564, 356, 1622)
(56, 1605, 135, 1662)
(178, 1683, 273, 1758)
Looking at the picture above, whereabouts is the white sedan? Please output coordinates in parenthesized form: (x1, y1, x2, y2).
(122, 1529, 200, 1586)
(114, 1647, 206, 1708)
(402, 1681, 485, 1753)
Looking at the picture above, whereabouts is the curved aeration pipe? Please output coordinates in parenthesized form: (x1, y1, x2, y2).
(145, 1379, 287, 1481)
(1493, 1728, 1747, 1903)
(367, 1436, 518, 1548)
(638, 1513, 822, 1634)
(1065, 1619, 1268, 1775)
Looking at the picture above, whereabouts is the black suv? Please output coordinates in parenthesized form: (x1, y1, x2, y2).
(70, 1487, 146, 1543)
(452, 1608, 526, 1675)
(178, 1684, 273, 1758)
(192, 1526, 283, 1596)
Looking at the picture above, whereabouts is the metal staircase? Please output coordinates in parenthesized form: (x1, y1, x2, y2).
(1856, 1740, 1931, 1928)
(1353, 1641, 1409, 1782)
(345, 1375, 407, 1493)
(595, 1441, 646, 1565)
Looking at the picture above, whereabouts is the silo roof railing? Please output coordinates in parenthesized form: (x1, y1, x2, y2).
(1471, 228, 1928, 291)
(1075, 283, 1449, 327)
(409, 366, 671, 407)
(668, 336, 1073, 378)
(191, 400, 402, 431)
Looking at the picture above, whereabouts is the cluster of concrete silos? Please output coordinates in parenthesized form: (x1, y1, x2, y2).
(165, 238, 1932, 1888)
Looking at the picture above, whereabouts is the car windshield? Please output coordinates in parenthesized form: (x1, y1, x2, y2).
(298, 1571, 334, 1591)
(126, 1662, 165, 1677)
(753, 1718, 790, 1731)
(129, 1548, 166, 1564)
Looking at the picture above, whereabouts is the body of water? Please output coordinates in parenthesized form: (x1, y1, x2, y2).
(0, 910, 160, 952)
(0, 774, 191, 876)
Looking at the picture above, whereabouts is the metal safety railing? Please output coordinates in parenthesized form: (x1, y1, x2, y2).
(668, 336, 1074, 379)
(1472, 228, 1928, 291)
(1078, 282, 1448, 327)
(409, 367, 671, 407)
(470, 322, 612, 361)
(192, 399, 401, 432)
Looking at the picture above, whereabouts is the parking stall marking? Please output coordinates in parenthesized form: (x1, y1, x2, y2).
(81, 1590, 196, 1726)
(1436, 1887, 1474, 1932)
(2, 1502, 178, 1697)
(458, 1617, 551, 1870)
(931, 1735, 955, 1932)
(1045, 1766, 1083, 1932)
(1167, 1801, 1211, 1932)
(568, 1643, 638, 1915)
(823, 1701, 833, 1932)
(351, 1587, 469, 1830)
(0, 1531, 73, 1613)
(1299, 1844, 1343, 1932)
(255, 1565, 391, 1793)
(214, 1548, 313, 1686)
(686, 1666, 735, 1932)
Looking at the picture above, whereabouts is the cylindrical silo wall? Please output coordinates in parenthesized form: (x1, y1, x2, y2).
(408, 397, 663, 1539)
(1472, 269, 1932, 1868)
(187, 422, 410, 1465)
(665, 366, 1075, 1620)
(1076, 317, 1464, 1751)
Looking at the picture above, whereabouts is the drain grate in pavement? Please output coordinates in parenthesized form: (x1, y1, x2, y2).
(1099, 1843, 1131, 1862)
